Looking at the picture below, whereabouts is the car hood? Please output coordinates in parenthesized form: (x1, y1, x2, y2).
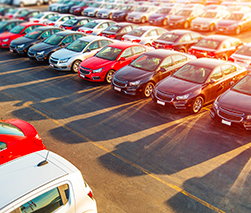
(169, 15, 188, 21)
(98, 8, 113, 13)
(113, 10, 127, 14)
(128, 11, 144, 17)
(192, 17, 214, 23)
(149, 14, 166, 19)
(11, 36, 36, 45)
(115, 65, 152, 81)
(51, 48, 81, 59)
(217, 19, 239, 27)
(81, 56, 114, 69)
(0, 32, 17, 39)
(84, 7, 98, 12)
(30, 42, 56, 52)
(218, 89, 251, 112)
(157, 76, 201, 95)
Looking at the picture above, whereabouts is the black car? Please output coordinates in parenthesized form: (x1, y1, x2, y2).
(27, 31, 85, 63)
(60, 17, 92, 31)
(111, 49, 196, 98)
(112, 5, 138, 22)
(152, 30, 203, 53)
(0, 6, 15, 16)
(99, 22, 137, 40)
(15, 10, 41, 21)
(58, 0, 82, 13)
(0, 20, 24, 34)
(10, 26, 63, 55)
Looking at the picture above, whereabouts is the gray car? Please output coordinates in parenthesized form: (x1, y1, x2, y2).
(96, 4, 123, 19)
(127, 5, 159, 23)
(49, 36, 114, 72)
(83, 2, 107, 17)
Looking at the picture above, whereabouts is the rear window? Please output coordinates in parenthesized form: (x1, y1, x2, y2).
(127, 29, 146, 37)
(0, 122, 25, 136)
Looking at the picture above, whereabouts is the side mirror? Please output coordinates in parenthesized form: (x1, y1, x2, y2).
(159, 67, 166, 72)
(21, 32, 26, 35)
(119, 57, 126, 62)
(84, 49, 91, 53)
(209, 79, 216, 84)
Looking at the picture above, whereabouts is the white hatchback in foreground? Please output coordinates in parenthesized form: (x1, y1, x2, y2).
(0, 150, 97, 213)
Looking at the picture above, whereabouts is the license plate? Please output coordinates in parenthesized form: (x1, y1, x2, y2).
(219, 29, 223, 31)
(10, 49, 13, 52)
(80, 74, 85, 78)
(114, 86, 121, 92)
(157, 100, 165, 106)
(169, 23, 173, 25)
(222, 119, 231, 126)
(50, 63, 54, 68)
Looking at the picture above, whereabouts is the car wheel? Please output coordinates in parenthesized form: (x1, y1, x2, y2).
(20, 1, 24, 7)
(221, 55, 228, 60)
(81, 10, 84, 16)
(184, 21, 189, 29)
(105, 70, 115, 84)
(191, 96, 204, 114)
(141, 16, 146, 24)
(125, 14, 128, 21)
(209, 24, 215, 32)
(36, 0, 42, 6)
(179, 47, 187, 53)
(109, 13, 112, 19)
(145, 43, 151, 47)
(162, 18, 168, 26)
(235, 26, 241, 35)
(143, 82, 155, 98)
(94, 11, 98, 17)
(71, 60, 81, 73)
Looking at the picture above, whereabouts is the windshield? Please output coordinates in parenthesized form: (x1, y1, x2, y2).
(156, 8, 171, 14)
(235, 45, 251, 56)
(176, 10, 192, 16)
(105, 25, 122, 33)
(19, 10, 29, 16)
(105, 4, 116, 9)
(0, 122, 25, 136)
(79, 2, 88, 6)
(173, 64, 212, 83)
(199, 11, 217, 18)
(194, 39, 220, 49)
(33, 13, 44, 19)
(135, 7, 148, 12)
(95, 46, 122, 60)
(48, 15, 60, 21)
(127, 29, 146, 37)
(91, 3, 102, 7)
(44, 34, 63, 45)
(232, 75, 251, 95)
(0, 21, 7, 29)
(6, 8, 17, 14)
(66, 39, 89, 52)
(131, 55, 161, 71)
(82, 21, 98, 29)
(121, 5, 132, 10)
(64, 19, 78, 25)
(158, 33, 180, 42)
(25, 30, 42, 39)
(227, 13, 244, 21)
(10, 25, 25, 34)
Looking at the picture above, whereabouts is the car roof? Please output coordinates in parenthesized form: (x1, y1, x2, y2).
(144, 49, 187, 58)
(91, 19, 114, 23)
(107, 41, 144, 48)
(113, 22, 134, 26)
(203, 34, 234, 41)
(169, 29, 197, 35)
(78, 35, 111, 42)
(19, 22, 44, 27)
(0, 150, 80, 211)
(134, 26, 163, 31)
(188, 58, 229, 69)
(33, 26, 62, 31)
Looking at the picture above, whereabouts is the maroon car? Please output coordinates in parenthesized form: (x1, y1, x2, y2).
(210, 74, 251, 130)
(188, 35, 243, 60)
(70, 1, 93, 16)
(152, 58, 247, 113)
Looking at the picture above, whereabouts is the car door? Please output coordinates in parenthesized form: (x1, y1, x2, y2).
(114, 47, 134, 70)
(156, 56, 173, 81)
(178, 33, 194, 51)
(60, 35, 74, 47)
(0, 141, 9, 165)
(242, 13, 251, 31)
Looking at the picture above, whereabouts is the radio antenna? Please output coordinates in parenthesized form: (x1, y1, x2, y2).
(37, 151, 49, 167)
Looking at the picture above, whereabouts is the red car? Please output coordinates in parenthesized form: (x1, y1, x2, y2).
(0, 119, 46, 165)
(78, 42, 151, 83)
(0, 22, 45, 48)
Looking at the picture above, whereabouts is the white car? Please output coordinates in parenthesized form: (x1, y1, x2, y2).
(0, 150, 97, 213)
(44, 14, 76, 27)
(12, 0, 44, 7)
(49, 36, 114, 72)
(29, 11, 58, 23)
(121, 26, 168, 46)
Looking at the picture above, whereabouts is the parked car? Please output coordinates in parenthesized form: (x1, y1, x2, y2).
(12, 0, 43, 7)
(28, 30, 85, 62)
(29, 11, 58, 24)
(49, 0, 70, 12)
(44, 14, 75, 27)
(210, 74, 251, 130)
(112, 50, 196, 98)
(4, 8, 28, 19)
(49, 36, 113, 72)
(83, 2, 106, 17)
(58, 0, 82, 13)
(97, 3, 122, 19)
(204, 5, 226, 11)
(0, 6, 15, 16)
(188, 35, 244, 60)
(127, 5, 159, 23)
(112, 4, 138, 22)
(0, 150, 97, 213)
(0, 22, 45, 48)
(15, 9, 41, 21)
(60, 17, 91, 31)
(0, 19, 24, 33)
(190, 10, 229, 32)
(0, 119, 46, 165)
(78, 19, 116, 35)
(215, 12, 251, 35)
(152, 58, 247, 113)
(226, 5, 251, 13)
(70, 1, 94, 16)
(152, 29, 203, 53)
(78, 42, 150, 83)
(121, 26, 168, 46)
(99, 22, 137, 40)
(229, 42, 251, 72)
(10, 26, 63, 54)
(148, 5, 183, 26)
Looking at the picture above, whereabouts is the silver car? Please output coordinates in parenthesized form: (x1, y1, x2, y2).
(83, 2, 107, 17)
(49, 36, 114, 72)
(121, 26, 168, 46)
(127, 5, 159, 23)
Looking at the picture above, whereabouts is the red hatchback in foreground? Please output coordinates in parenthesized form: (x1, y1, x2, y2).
(0, 119, 46, 165)
(78, 42, 151, 83)
(0, 22, 44, 48)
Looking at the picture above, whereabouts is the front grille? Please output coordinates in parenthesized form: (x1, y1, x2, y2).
(218, 106, 244, 122)
(79, 66, 91, 74)
(156, 89, 174, 102)
(28, 51, 35, 57)
(113, 77, 127, 88)
(9, 45, 15, 49)
(50, 57, 58, 64)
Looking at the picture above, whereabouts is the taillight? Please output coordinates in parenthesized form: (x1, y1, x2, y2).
(165, 44, 174, 49)
(49, 23, 55, 26)
(228, 57, 235, 62)
(97, 32, 103, 36)
(88, 191, 94, 200)
(19, 17, 24, 20)
(9, 15, 13, 18)
(66, 26, 73, 30)
(85, 30, 93, 34)
(132, 39, 141, 43)
(33, 134, 43, 146)
(121, 37, 124, 41)
(109, 34, 116, 39)
(207, 52, 215, 57)
(188, 49, 193, 54)
(152, 42, 156, 46)
(34, 20, 39, 23)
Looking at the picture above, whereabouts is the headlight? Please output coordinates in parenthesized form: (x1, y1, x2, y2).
(176, 94, 190, 100)
(246, 115, 251, 120)
(59, 57, 70, 63)
(2, 38, 9, 42)
(177, 19, 185, 23)
(17, 44, 25, 48)
(92, 68, 103, 73)
(213, 99, 218, 110)
(129, 80, 140, 86)
(37, 51, 45, 55)
(228, 24, 238, 29)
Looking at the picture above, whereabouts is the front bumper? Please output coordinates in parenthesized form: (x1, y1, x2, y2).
(148, 19, 163, 25)
(78, 66, 105, 82)
(28, 51, 46, 61)
(49, 57, 71, 71)
(191, 24, 210, 31)
(112, 14, 126, 21)
(215, 27, 236, 34)
(168, 21, 185, 28)
(127, 17, 142, 23)
(97, 13, 110, 19)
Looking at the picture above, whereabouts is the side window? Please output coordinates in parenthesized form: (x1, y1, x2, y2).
(61, 35, 73, 44)
(63, 16, 70, 22)
(98, 23, 109, 29)
(230, 39, 241, 47)
(222, 40, 231, 49)
(6, 23, 16, 30)
(74, 34, 84, 40)
(132, 46, 146, 55)
(210, 67, 223, 80)
(52, 29, 62, 34)
(23, 26, 33, 34)
(100, 39, 112, 48)
(121, 26, 132, 33)
(0, 142, 7, 151)
(179, 34, 191, 43)
(172, 54, 187, 65)
(191, 32, 202, 41)
(222, 64, 236, 75)
(157, 28, 167, 35)
(40, 30, 51, 39)
(120, 47, 133, 58)
(78, 20, 88, 25)
(160, 57, 172, 69)
(45, 14, 54, 19)
(87, 41, 99, 50)
(14, 184, 69, 213)
(146, 29, 158, 37)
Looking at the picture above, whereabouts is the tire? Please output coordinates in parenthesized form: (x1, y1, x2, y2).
(191, 96, 204, 114)
(184, 21, 189, 29)
(109, 13, 112, 19)
(209, 24, 215, 32)
(162, 18, 168, 26)
(81, 10, 84, 16)
(71, 60, 81, 73)
(94, 11, 98, 17)
(36, 0, 42, 6)
(221, 55, 228, 60)
(235, 26, 241, 35)
(143, 82, 155, 98)
(20, 2, 25, 7)
(125, 14, 128, 21)
(141, 16, 146, 24)
(179, 47, 187, 53)
(105, 70, 115, 84)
